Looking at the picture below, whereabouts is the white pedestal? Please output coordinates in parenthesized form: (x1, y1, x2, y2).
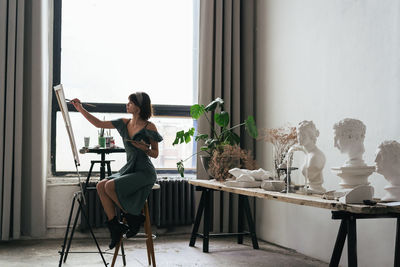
(382, 185, 400, 202)
(331, 166, 375, 189)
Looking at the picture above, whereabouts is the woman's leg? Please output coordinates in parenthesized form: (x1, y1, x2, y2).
(96, 179, 116, 220)
(104, 180, 127, 213)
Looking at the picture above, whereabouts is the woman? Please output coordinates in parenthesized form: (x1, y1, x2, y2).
(71, 92, 163, 249)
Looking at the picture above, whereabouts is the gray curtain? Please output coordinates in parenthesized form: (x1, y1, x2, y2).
(0, 0, 49, 240)
(198, 0, 256, 178)
(0, 0, 25, 241)
(197, 0, 257, 232)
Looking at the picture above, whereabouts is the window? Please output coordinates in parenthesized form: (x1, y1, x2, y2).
(52, 0, 199, 174)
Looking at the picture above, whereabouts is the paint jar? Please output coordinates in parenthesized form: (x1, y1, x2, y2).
(105, 136, 112, 148)
(84, 137, 90, 148)
(98, 136, 106, 148)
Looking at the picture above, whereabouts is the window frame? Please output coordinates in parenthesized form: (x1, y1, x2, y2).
(51, 0, 196, 176)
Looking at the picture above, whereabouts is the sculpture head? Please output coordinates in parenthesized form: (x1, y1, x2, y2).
(375, 140, 400, 182)
(297, 120, 319, 147)
(333, 118, 366, 166)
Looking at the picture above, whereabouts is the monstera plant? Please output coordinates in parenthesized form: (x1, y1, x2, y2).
(173, 97, 258, 177)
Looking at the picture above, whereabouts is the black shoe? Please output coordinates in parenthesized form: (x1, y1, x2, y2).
(106, 216, 129, 249)
(123, 213, 145, 238)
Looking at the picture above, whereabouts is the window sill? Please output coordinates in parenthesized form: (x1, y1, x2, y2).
(47, 173, 196, 187)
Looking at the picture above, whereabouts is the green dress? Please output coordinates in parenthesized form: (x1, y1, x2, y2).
(107, 118, 163, 215)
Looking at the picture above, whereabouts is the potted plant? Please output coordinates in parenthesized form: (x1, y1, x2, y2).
(208, 144, 258, 181)
(172, 97, 258, 177)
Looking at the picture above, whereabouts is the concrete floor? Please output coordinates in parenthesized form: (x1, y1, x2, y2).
(0, 234, 328, 267)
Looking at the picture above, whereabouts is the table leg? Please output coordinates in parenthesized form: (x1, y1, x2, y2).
(189, 190, 206, 247)
(100, 153, 106, 180)
(243, 196, 259, 249)
(220, 191, 224, 232)
(330, 219, 347, 267)
(237, 195, 244, 244)
(347, 215, 357, 267)
(395, 217, 400, 267)
(203, 189, 211, 252)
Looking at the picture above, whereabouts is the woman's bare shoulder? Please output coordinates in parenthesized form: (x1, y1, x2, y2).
(146, 121, 158, 131)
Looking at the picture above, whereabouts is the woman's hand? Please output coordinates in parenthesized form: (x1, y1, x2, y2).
(128, 140, 150, 153)
(70, 98, 83, 111)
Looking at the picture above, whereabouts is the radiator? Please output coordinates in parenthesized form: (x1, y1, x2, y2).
(80, 177, 195, 230)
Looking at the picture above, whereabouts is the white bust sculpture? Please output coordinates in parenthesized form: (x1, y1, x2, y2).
(375, 140, 400, 202)
(331, 118, 375, 188)
(297, 121, 326, 193)
(333, 118, 366, 167)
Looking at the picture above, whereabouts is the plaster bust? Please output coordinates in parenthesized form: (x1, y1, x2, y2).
(296, 120, 326, 193)
(375, 140, 400, 187)
(333, 118, 366, 167)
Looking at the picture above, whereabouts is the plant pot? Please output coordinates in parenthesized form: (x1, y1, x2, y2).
(207, 154, 241, 181)
(200, 155, 213, 179)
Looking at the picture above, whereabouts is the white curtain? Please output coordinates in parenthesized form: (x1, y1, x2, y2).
(0, 0, 51, 240)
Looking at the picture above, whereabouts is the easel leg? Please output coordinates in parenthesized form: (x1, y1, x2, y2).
(63, 205, 82, 262)
(58, 196, 76, 267)
(243, 196, 259, 249)
(189, 189, 206, 247)
(237, 195, 244, 244)
(77, 197, 108, 267)
(329, 219, 347, 267)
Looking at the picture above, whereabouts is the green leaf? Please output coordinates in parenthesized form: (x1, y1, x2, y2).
(177, 160, 185, 177)
(172, 130, 185, 145)
(190, 104, 205, 120)
(183, 127, 195, 143)
(200, 146, 209, 151)
(173, 128, 195, 145)
(195, 134, 208, 141)
(204, 97, 224, 112)
(188, 127, 195, 136)
(215, 111, 229, 128)
(223, 131, 240, 145)
(245, 116, 258, 139)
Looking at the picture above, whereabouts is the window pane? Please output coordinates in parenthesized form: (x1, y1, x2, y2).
(61, 0, 197, 105)
(56, 112, 196, 172)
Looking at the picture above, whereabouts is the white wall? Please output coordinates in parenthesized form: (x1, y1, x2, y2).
(256, 0, 400, 266)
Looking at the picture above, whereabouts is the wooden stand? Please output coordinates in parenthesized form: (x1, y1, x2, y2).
(111, 201, 156, 267)
(189, 187, 259, 252)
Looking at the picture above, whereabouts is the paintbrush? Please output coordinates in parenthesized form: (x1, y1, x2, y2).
(66, 98, 96, 107)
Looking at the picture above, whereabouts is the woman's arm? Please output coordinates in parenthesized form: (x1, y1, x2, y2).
(129, 140, 159, 158)
(71, 98, 114, 129)
(128, 122, 160, 158)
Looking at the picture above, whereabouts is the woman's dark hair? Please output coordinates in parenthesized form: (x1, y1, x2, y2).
(129, 92, 152, 120)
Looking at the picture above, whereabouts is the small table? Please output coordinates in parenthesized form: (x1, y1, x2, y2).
(81, 147, 125, 179)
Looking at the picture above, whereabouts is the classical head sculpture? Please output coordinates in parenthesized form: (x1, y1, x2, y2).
(375, 140, 400, 186)
(333, 118, 366, 166)
(297, 120, 319, 147)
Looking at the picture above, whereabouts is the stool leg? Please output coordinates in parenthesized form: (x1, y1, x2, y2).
(144, 201, 156, 266)
(121, 241, 126, 266)
(111, 238, 122, 267)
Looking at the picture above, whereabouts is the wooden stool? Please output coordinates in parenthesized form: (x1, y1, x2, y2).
(111, 184, 159, 267)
